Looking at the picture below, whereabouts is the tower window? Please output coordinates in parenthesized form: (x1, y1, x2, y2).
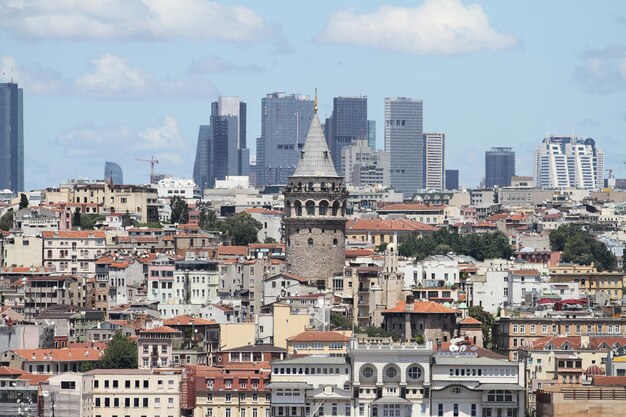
(333, 238, 338, 247)
(306, 201, 315, 215)
(308, 238, 313, 247)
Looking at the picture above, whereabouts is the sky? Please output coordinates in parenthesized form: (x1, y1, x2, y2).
(1, 0, 626, 190)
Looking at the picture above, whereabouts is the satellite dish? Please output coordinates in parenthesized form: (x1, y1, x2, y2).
(449, 344, 459, 352)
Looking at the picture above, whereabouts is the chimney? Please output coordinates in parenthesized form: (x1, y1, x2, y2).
(405, 295, 415, 311)
(436, 337, 442, 351)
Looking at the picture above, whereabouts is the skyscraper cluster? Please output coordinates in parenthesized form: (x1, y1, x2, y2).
(193, 97, 249, 191)
(0, 82, 24, 193)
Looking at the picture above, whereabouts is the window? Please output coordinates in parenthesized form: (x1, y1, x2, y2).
(453, 404, 459, 417)
(471, 404, 477, 417)
(308, 238, 313, 247)
(407, 366, 422, 380)
(226, 409, 232, 417)
(452, 387, 461, 394)
(438, 404, 443, 417)
(385, 366, 398, 379)
(542, 324, 547, 334)
(168, 398, 174, 408)
(61, 381, 76, 390)
(362, 366, 374, 379)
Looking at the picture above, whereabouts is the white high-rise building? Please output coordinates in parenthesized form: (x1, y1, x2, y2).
(423, 132, 445, 190)
(534, 136, 604, 190)
(341, 140, 390, 187)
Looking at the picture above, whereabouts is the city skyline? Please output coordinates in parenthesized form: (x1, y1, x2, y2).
(1, 1, 624, 190)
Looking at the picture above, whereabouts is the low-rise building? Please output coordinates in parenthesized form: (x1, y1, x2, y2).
(286, 330, 350, 357)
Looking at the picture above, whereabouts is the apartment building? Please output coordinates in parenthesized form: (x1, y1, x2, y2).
(71, 183, 160, 223)
(137, 326, 183, 369)
(495, 315, 626, 360)
(81, 368, 183, 417)
(194, 364, 271, 417)
(286, 330, 350, 357)
(42, 231, 106, 276)
(549, 264, 625, 302)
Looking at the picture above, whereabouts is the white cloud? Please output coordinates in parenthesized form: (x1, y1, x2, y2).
(0, 0, 270, 42)
(56, 116, 186, 158)
(74, 53, 217, 99)
(0, 55, 66, 94)
(576, 45, 626, 94)
(317, 0, 516, 54)
(188, 55, 263, 74)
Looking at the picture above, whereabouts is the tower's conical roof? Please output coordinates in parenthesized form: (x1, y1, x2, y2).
(292, 114, 339, 178)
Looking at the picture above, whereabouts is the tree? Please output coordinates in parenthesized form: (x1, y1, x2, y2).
(96, 333, 138, 369)
(170, 196, 189, 224)
(220, 212, 262, 246)
(199, 208, 222, 231)
(375, 242, 389, 253)
(0, 209, 13, 231)
(468, 306, 496, 350)
(549, 224, 617, 271)
(398, 230, 513, 261)
(80, 213, 105, 230)
(72, 208, 81, 228)
(264, 236, 277, 244)
(330, 312, 353, 329)
(18, 193, 28, 210)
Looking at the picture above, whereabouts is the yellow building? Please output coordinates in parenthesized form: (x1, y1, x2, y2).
(346, 218, 438, 246)
(549, 265, 625, 301)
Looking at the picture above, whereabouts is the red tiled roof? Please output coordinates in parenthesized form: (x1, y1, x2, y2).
(0, 366, 25, 376)
(217, 246, 248, 256)
(163, 316, 217, 326)
(347, 218, 439, 232)
(459, 316, 482, 325)
(287, 330, 350, 343)
(139, 325, 181, 334)
(345, 249, 375, 258)
(591, 376, 626, 386)
(589, 337, 626, 350)
(532, 336, 581, 350)
(382, 300, 457, 314)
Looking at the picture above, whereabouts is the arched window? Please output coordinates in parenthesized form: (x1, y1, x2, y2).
(319, 200, 329, 215)
(285, 200, 292, 217)
(308, 182, 314, 191)
(383, 365, 400, 382)
(294, 201, 302, 216)
(486, 390, 513, 403)
(333, 238, 338, 247)
(321, 182, 326, 191)
(307, 238, 313, 247)
(332, 201, 340, 216)
(306, 201, 315, 216)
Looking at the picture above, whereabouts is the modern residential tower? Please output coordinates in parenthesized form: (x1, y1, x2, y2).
(485, 147, 515, 188)
(423, 132, 445, 190)
(0, 82, 24, 193)
(534, 136, 604, 190)
(384, 97, 424, 197)
(256, 93, 315, 186)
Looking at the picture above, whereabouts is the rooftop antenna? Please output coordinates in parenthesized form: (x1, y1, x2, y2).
(314, 88, 318, 114)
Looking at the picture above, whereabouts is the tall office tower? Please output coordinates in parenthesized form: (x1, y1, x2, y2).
(341, 140, 390, 187)
(485, 147, 515, 188)
(534, 136, 604, 190)
(368, 120, 376, 149)
(256, 93, 314, 186)
(445, 169, 459, 190)
(193, 125, 211, 191)
(104, 161, 123, 185)
(192, 97, 248, 190)
(0, 82, 24, 193)
(423, 132, 446, 190)
(384, 97, 424, 197)
(283, 100, 347, 286)
(327, 96, 368, 174)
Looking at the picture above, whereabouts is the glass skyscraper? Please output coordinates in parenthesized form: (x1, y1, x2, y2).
(485, 147, 515, 188)
(368, 120, 376, 150)
(327, 96, 368, 175)
(104, 161, 124, 184)
(256, 93, 314, 186)
(384, 97, 424, 197)
(192, 97, 248, 190)
(0, 82, 24, 193)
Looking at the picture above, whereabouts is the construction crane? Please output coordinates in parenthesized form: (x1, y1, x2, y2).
(135, 155, 159, 184)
